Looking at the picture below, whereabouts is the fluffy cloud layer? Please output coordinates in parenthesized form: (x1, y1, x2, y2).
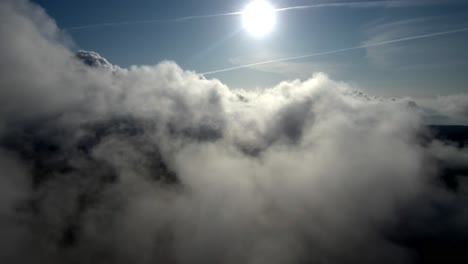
(1, 1, 468, 264)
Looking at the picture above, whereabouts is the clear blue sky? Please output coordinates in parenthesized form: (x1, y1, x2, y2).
(33, 0, 468, 97)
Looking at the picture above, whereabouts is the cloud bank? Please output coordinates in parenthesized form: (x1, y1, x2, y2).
(1, 1, 468, 264)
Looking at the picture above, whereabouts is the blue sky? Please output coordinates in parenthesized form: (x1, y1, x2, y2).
(33, 0, 468, 97)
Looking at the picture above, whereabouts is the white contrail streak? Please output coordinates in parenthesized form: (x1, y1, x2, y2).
(275, 0, 395, 12)
(65, 0, 433, 30)
(201, 27, 468, 75)
(66, 12, 242, 30)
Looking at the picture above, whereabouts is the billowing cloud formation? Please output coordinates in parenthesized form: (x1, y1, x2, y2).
(421, 94, 468, 120)
(76, 50, 116, 70)
(1, 1, 468, 264)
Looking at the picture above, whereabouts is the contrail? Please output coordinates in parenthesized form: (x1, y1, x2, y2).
(66, 0, 427, 31)
(274, 0, 463, 12)
(275, 0, 397, 12)
(66, 12, 242, 30)
(201, 27, 468, 75)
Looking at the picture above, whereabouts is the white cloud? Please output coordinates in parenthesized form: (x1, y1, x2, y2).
(76, 50, 116, 70)
(416, 94, 468, 124)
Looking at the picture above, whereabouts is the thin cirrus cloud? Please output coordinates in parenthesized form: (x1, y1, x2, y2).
(201, 26, 468, 75)
(1, 1, 468, 264)
(65, 0, 462, 30)
(363, 15, 468, 70)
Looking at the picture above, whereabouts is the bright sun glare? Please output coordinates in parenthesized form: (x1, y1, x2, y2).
(242, 0, 276, 37)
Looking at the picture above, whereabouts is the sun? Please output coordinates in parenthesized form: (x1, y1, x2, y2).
(242, 0, 276, 37)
